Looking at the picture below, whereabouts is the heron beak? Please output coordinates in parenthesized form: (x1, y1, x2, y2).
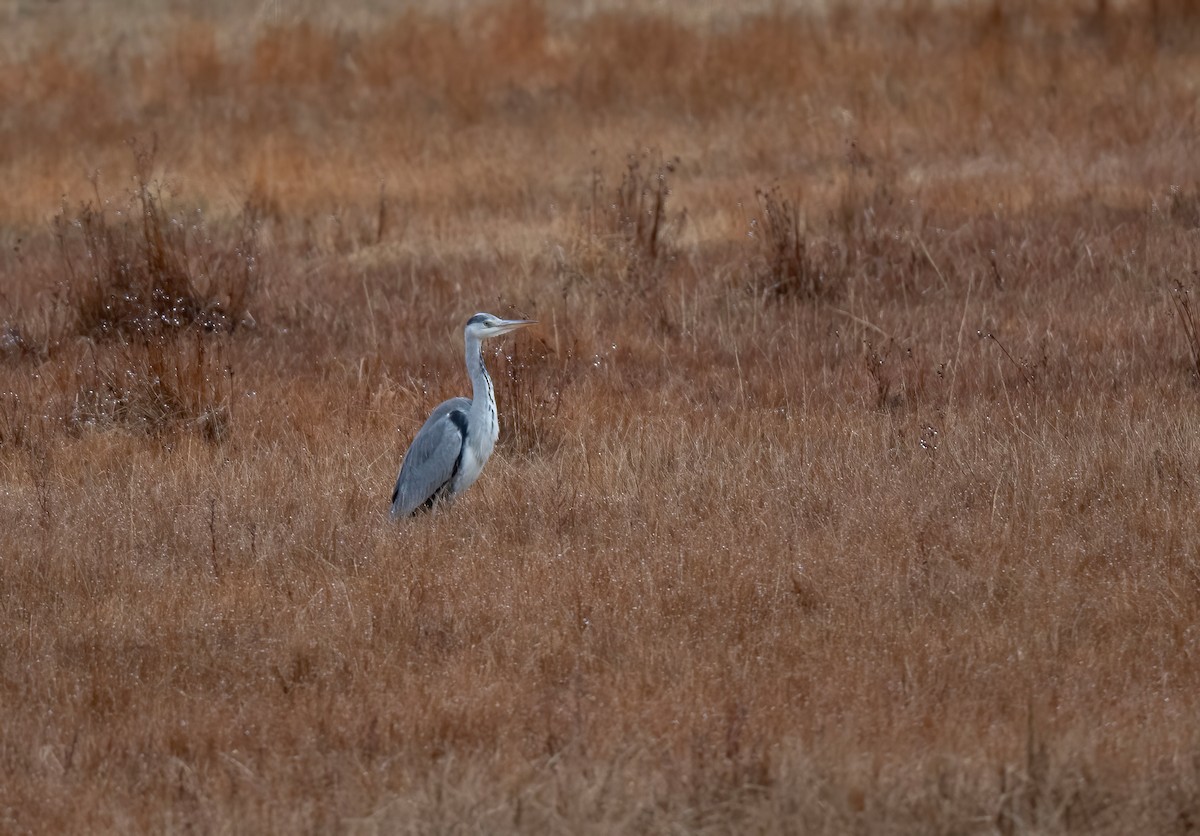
(493, 318, 536, 335)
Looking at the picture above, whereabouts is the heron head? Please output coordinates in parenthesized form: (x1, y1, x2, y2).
(466, 312, 536, 339)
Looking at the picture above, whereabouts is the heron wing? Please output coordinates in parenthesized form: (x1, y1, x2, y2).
(391, 397, 472, 517)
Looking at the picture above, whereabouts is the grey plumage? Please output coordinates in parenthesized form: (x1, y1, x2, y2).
(390, 313, 535, 519)
(390, 398, 471, 515)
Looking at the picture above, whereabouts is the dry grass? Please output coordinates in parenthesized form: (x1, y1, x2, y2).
(3, 1, 1200, 833)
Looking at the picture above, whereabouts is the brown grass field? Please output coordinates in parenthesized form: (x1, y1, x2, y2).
(3, 0, 1200, 832)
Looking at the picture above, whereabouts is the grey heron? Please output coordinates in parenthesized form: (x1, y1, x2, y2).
(390, 312, 536, 518)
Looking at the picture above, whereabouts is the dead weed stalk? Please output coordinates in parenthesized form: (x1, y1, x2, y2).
(1171, 278, 1200, 381)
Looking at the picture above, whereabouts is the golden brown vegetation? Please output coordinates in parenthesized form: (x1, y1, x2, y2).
(3, 0, 1200, 832)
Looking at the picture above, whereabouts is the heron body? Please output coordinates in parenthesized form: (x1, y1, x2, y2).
(390, 313, 534, 518)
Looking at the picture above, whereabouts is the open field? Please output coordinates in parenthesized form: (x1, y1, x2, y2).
(3, 1, 1200, 832)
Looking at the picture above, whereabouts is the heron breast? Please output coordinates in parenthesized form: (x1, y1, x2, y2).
(454, 441, 488, 494)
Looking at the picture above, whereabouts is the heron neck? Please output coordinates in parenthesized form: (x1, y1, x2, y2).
(465, 332, 496, 420)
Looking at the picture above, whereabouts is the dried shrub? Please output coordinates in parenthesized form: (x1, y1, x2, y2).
(747, 143, 910, 304)
(53, 148, 262, 342)
(748, 185, 830, 300)
(495, 322, 572, 456)
(610, 150, 675, 265)
(576, 149, 680, 288)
